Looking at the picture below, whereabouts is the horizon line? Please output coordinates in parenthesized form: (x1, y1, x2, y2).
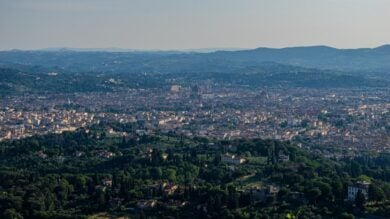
(1, 44, 389, 53)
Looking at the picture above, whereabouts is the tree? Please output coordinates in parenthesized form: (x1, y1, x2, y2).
(368, 184, 385, 202)
(306, 188, 321, 205)
(355, 190, 366, 210)
(2, 209, 23, 219)
(317, 182, 332, 202)
(277, 187, 290, 202)
(26, 196, 45, 215)
(339, 213, 355, 219)
(350, 161, 362, 177)
(150, 167, 162, 179)
(121, 136, 127, 147)
(74, 175, 88, 192)
(163, 169, 177, 182)
(228, 193, 239, 209)
(331, 180, 344, 202)
(96, 189, 106, 208)
(54, 179, 73, 203)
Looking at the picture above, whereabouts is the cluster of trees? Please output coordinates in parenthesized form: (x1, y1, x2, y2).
(0, 123, 389, 218)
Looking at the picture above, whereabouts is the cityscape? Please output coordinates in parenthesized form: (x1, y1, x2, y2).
(2, 86, 389, 152)
(1, 1, 390, 219)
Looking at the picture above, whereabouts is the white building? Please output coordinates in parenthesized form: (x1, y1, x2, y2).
(170, 85, 181, 93)
(222, 153, 246, 165)
(278, 153, 290, 163)
(347, 181, 370, 201)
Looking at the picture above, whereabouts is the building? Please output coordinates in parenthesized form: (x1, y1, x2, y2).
(221, 153, 246, 165)
(248, 185, 280, 203)
(163, 183, 178, 196)
(102, 178, 113, 187)
(347, 181, 370, 201)
(278, 153, 290, 163)
(170, 85, 181, 93)
(137, 200, 157, 209)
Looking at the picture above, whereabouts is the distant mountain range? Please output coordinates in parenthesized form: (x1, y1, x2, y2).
(1, 45, 390, 72)
(0, 45, 389, 94)
(209, 45, 390, 72)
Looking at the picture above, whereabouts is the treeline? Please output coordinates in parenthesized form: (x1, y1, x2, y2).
(0, 124, 389, 218)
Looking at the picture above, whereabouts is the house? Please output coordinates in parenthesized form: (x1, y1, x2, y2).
(137, 200, 158, 209)
(170, 85, 181, 93)
(268, 184, 280, 195)
(97, 150, 115, 159)
(248, 185, 280, 203)
(36, 150, 47, 159)
(278, 152, 290, 163)
(249, 186, 267, 203)
(163, 183, 178, 196)
(102, 178, 113, 187)
(106, 127, 115, 134)
(164, 200, 189, 209)
(347, 181, 370, 201)
(162, 153, 169, 161)
(221, 153, 246, 165)
(136, 129, 148, 136)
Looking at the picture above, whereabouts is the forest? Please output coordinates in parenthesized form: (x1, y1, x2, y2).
(0, 122, 389, 218)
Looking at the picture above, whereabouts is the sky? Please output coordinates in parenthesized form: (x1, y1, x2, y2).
(0, 0, 389, 50)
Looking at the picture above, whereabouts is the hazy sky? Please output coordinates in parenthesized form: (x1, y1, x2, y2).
(1, 0, 389, 50)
